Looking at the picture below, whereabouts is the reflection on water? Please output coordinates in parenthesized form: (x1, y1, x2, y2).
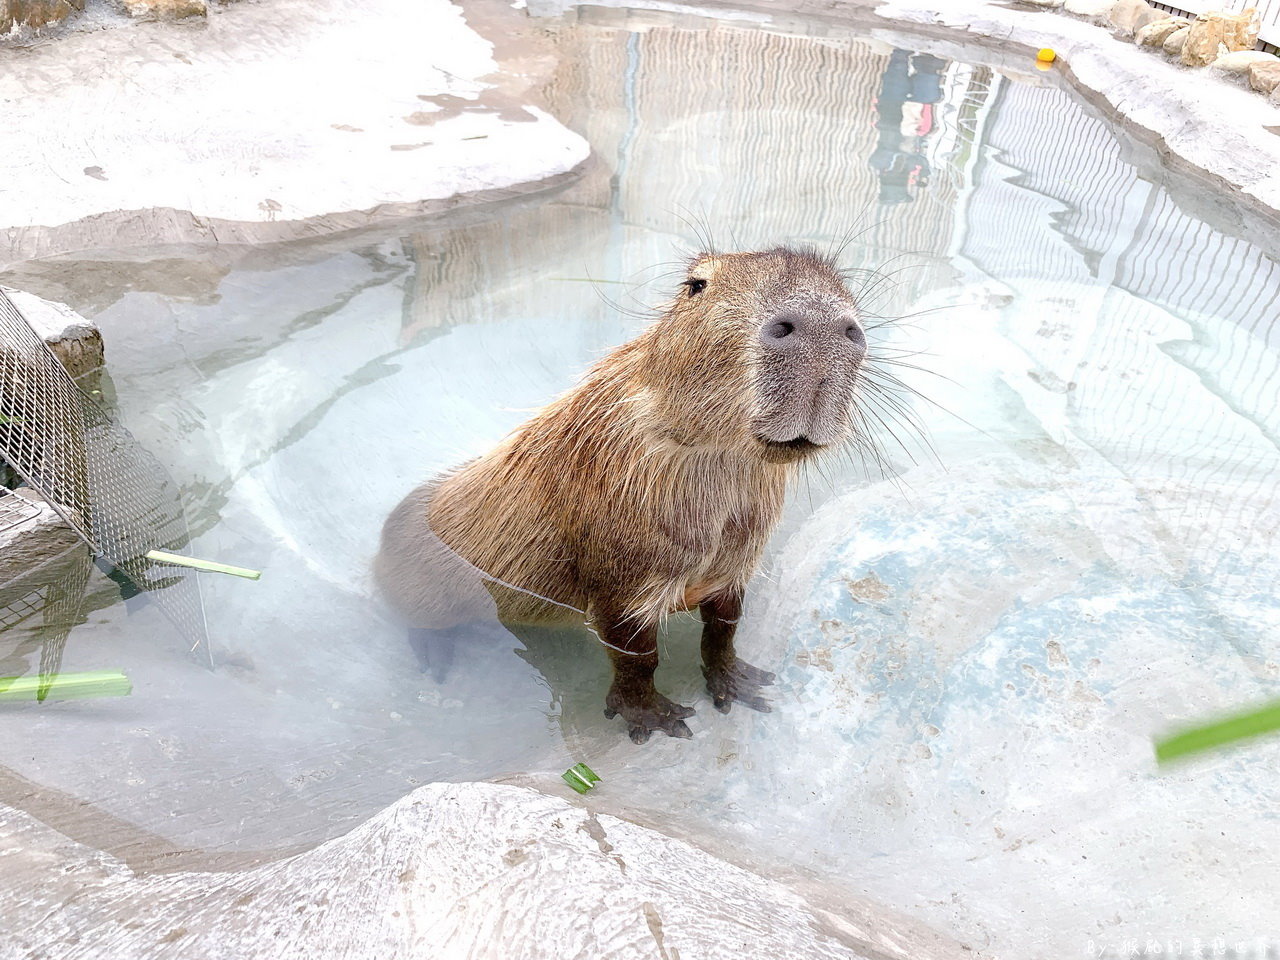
(0, 544, 93, 686)
(871, 50, 947, 206)
(2, 5, 1280, 955)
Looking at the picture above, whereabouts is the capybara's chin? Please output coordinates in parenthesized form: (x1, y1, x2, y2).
(755, 436, 824, 464)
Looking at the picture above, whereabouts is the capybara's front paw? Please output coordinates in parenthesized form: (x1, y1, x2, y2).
(604, 688, 695, 744)
(703, 658, 775, 714)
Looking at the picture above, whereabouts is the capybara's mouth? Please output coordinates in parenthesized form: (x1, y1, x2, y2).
(756, 436, 823, 462)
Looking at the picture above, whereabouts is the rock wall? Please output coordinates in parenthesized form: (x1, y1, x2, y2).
(3, 287, 104, 380)
(119, 0, 206, 20)
(0, 781, 932, 960)
(0, 0, 84, 32)
(1056, 2, 1280, 95)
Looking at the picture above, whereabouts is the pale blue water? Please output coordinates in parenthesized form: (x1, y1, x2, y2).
(2, 7, 1280, 956)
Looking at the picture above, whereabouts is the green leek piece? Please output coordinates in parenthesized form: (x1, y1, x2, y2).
(145, 549, 261, 581)
(1155, 699, 1280, 765)
(561, 762, 601, 794)
(0, 670, 131, 702)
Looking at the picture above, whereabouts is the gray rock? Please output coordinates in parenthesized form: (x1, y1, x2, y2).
(1133, 4, 1166, 31)
(0, 287, 103, 380)
(1182, 14, 1228, 66)
(1163, 25, 1192, 56)
(1135, 16, 1189, 46)
(119, 0, 206, 19)
(1222, 7, 1262, 50)
(1249, 59, 1280, 93)
(0, 781, 931, 960)
(1210, 50, 1279, 75)
(1064, 0, 1112, 17)
(1107, 0, 1155, 35)
(0, 0, 84, 32)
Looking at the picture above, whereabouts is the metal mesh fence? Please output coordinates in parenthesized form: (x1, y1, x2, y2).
(34, 551, 91, 686)
(0, 545, 93, 698)
(0, 486, 40, 533)
(0, 289, 208, 659)
(0, 572, 56, 633)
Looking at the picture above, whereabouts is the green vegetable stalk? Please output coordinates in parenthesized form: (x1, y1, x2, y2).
(561, 762, 601, 794)
(1155, 699, 1280, 765)
(0, 670, 132, 702)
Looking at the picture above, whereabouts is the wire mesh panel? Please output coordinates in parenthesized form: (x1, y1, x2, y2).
(0, 486, 41, 533)
(0, 543, 94, 700)
(0, 320, 89, 531)
(0, 289, 208, 658)
(0, 580, 52, 633)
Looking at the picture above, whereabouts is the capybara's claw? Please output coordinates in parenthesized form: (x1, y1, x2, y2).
(629, 716, 692, 743)
(735, 660, 776, 686)
(605, 689, 695, 743)
(704, 659, 774, 714)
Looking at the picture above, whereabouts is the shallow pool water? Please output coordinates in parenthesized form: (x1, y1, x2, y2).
(3, 5, 1280, 956)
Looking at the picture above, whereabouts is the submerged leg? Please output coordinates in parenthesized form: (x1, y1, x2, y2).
(700, 588, 775, 714)
(407, 625, 461, 683)
(592, 608, 693, 744)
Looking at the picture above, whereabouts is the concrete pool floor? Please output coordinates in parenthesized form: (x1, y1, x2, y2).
(3, 1, 1280, 958)
(0, 0, 589, 262)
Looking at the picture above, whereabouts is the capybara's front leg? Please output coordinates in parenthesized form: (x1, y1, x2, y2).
(593, 607, 694, 744)
(700, 588, 775, 713)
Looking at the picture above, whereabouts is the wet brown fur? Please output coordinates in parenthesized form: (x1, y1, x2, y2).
(375, 247, 864, 741)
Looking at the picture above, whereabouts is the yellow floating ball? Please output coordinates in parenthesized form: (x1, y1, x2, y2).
(1036, 47, 1057, 63)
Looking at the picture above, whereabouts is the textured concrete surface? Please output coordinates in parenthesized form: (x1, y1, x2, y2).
(0, 0, 589, 262)
(2, 2, 1279, 958)
(0, 781, 952, 960)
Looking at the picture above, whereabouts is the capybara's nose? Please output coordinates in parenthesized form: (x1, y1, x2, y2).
(759, 311, 866, 361)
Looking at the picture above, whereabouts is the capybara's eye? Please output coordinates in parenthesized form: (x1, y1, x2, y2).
(686, 278, 707, 296)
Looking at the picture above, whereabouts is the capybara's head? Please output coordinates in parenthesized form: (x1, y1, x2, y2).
(640, 246, 866, 464)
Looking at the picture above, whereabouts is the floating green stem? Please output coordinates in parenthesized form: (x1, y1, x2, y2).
(146, 550, 261, 580)
(1155, 699, 1280, 765)
(0, 670, 132, 702)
